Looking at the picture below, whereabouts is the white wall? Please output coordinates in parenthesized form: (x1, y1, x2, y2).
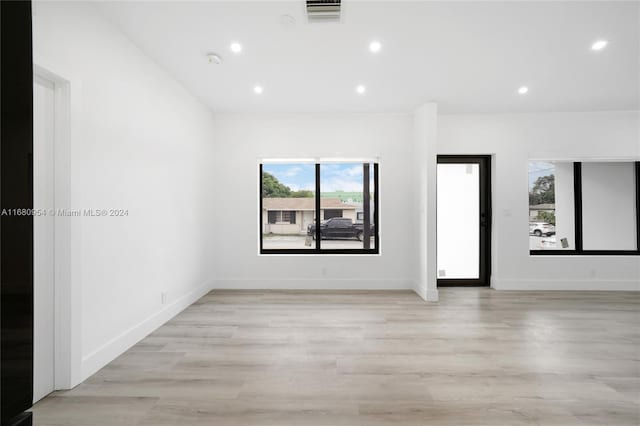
(582, 162, 637, 250)
(211, 113, 415, 290)
(33, 1, 216, 384)
(413, 104, 438, 301)
(438, 111, 640, 290)
(211, 110, 638, 295)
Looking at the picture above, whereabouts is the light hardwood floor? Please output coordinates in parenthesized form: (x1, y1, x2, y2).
(32, 289, 640, 425)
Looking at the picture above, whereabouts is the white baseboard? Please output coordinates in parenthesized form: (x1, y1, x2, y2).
(80, 281, 212, 383)
(426, 288, 439, 301)
(211, 279, 414, 291)
(411, 280, 438, 302)
(492, 278, 640, 291)
(412, 280, 426, 300)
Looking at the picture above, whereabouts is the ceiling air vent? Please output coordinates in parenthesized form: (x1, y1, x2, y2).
(306, 0, 341, 22)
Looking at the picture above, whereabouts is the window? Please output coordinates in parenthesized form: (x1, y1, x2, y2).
(324, 209, 342, 219)
(267, 211, 278, 224)
(282, 210, 296, 224)
(261, 162, 315, 251)
(529, 161, 639, 255)
(528, 161, 574, 250)
(267, 210, 296, 224)
(320, 162, 376, 251)
(260, 161, 379, 254)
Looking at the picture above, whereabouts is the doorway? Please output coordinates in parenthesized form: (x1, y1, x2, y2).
(33, 75, 56, 402)
(436, 155, 491, 286)
(32, 64, 75, 396)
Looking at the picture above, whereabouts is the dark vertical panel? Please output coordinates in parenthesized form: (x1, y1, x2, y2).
(481, 157, 491, 285)
(1, 1, 35, 424)
(474, 156, 490, 286)
(362, 163, 370, 249)
(259, 164, 263, 252)
(315, 163, 321, 249)
(373, 163, 379, 252)
(573, 162, 583, 252)
(635, 162, 639, 251)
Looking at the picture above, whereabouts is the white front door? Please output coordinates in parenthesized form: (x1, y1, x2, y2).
(33, 76, 56, 403)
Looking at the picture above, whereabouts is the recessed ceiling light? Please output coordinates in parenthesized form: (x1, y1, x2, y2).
(369, 41, 382, 53)
(254, 85, 263, 94)
(356, 85, 366, 94)
(230, 42, 242, 53)
(591, 40, 608, 51)
(518, 86, 529, 95)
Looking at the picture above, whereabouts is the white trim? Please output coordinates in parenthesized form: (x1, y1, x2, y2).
(80, 281, 212, 381)
(413, 103, 439, 304)
(33, 65, 76, 390)
(257, 253, 382, 257)
(528, 156, 640, 162)
(492, 278, 640, 291)
(412, 281, 439, 302)
(261, 158, 316, 164)
(426, 289, 440, 301)
(212, 279, 412, 290)
(412, 280, 426, 300)
(529, 254, 640, 258)
(319, 157, 380, 163)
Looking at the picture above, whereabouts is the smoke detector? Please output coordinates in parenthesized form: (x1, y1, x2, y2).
(306, 0, 341, 23)
(280, 14, 296, 28)
(206, 53, 222, 65)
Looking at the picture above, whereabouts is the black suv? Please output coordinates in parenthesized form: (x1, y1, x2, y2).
(307, 217, 375, 241)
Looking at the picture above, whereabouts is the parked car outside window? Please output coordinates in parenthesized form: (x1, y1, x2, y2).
(529, 222, 555, 237)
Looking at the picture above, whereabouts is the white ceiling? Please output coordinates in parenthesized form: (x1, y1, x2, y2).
(93, 1, 639, 114)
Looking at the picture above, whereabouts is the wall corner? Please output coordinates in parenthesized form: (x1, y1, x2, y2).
(413, 102, 439, 303)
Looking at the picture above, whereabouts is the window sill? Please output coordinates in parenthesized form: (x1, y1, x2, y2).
(530, 250, 639, 256)
(259, 250, 381, 256)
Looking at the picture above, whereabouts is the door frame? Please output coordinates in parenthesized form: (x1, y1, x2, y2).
(436, 155, 492, 287)
(33, 65, 76, 392)
(33, 73, 57, 402)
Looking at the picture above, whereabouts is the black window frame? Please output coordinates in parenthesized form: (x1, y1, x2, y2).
(530, 161, 640, 256)
(260, 162, 379, 255)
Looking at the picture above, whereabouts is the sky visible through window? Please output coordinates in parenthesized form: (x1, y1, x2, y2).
(528, 161, 555, 190)
(263, 163, 373, 192)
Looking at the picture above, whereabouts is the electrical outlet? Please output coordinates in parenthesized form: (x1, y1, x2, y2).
(161, 292, 168, 304)
(321, 267, 327, 277)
